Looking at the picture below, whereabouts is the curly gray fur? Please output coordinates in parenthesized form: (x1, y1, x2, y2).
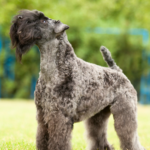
(100, 46, 122, 72)
(10, 10, 145, 150)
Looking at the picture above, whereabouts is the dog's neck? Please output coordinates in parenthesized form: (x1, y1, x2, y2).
(38, 32, 77, 83)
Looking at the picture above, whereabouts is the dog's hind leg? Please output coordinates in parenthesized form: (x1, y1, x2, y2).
(47, 112, 73, 150)
(110, 94, 145, 150)
(85, 106, 114, 150)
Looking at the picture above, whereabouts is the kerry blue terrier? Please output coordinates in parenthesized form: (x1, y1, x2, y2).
(10, 10, 145, 150)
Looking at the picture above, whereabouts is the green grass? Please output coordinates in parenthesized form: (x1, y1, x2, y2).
(0, 100, 150, 150)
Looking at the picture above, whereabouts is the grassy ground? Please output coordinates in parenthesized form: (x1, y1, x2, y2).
(0, 100, 150, 150)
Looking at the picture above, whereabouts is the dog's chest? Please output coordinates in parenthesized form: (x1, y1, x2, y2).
(34, 78, 77, 115)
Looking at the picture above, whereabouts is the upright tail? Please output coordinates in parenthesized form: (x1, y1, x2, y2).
(100, 46, 122, 72)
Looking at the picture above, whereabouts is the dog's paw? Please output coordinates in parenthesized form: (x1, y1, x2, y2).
(104, 144, 115, 150)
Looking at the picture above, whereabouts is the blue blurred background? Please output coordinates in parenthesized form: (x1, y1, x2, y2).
(0, 0, 150, 104)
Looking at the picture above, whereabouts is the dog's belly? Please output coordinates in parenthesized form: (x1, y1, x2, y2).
(74, 88, 112, 122)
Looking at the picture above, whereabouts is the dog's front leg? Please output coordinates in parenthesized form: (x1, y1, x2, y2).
(47, 112, 73, 150)
(34, 80, 49, 150)
(36, 106, 49, 150)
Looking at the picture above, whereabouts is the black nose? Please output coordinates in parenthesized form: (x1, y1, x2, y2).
(54, 20, 60, 23)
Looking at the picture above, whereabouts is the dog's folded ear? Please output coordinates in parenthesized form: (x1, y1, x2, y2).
(10, 23, 18, 50)
(10, 22, 36, 63)
(10, 22, 23, 62)
(54, 21, 69, 35)
(10, 14, 41, 63)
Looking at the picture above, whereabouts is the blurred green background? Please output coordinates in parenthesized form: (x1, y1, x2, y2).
(0, 0, 150, 101)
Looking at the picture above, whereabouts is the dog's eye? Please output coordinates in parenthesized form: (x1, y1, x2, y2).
(41, 20, 47, 23)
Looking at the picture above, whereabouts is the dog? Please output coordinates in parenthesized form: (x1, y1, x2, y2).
(10, 10, 145, 150)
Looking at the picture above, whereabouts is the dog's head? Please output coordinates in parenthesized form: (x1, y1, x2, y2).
(10, 10, 69, 62)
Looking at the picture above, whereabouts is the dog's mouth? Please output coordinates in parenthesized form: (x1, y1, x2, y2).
(64, 25, 69, 30)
